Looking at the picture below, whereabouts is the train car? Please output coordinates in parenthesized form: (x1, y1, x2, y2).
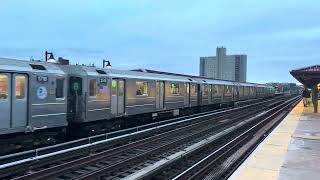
(0, 58, 68, 149)
(0, 58, 277, 154)
(106, 69, 197, 116)
(0, 58, 277, 136)
(57, 65, 112, 123)
(56, 65, 205, 133)
(107, 69, 207, 118)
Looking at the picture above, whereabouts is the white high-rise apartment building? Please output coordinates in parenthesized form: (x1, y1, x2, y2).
(199, 47, 247, 82)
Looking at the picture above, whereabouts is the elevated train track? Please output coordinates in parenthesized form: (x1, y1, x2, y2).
(0, 95, 296, 179)
(149, 96, 300, 180)
(0, 97, 269, 166)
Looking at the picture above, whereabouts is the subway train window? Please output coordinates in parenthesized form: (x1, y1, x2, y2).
(191, 84, 197, 95)
(244, 87, 249, 96)
(56, 78, 64, 99)
(0, 74, 8, 99)
(89, 79, 96, 97)
(111, 80, 117, 96)
(15, 75, 26, 99)
(250, 87, 254, 95)
(224, 85, 232, 95)
(212, 85, 218, 96)
(203, 85, 209, 95)
(97, 78, 108, 98)
(171, 83, 179, 95)
(119, 80, 125, 96)
(30, 64, 46, 70)
(136, 81, 148, 96)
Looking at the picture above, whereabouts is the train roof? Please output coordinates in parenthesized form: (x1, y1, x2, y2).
(84, 66, 195, 83)
(132, 69, 264, 86)
(0, 58, 275, 88)
(238, 82, 260, 87)
(79, 66, 243, 85)
(0, 58, 64, 74)
(31, 62, 274, 87)
(196, 78, 235, 85)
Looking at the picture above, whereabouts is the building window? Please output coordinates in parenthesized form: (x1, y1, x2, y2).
(136, 81, 148, 96)
(56, 78, 64, 99)
(15, 75, 26, 99)
(170, 83, 180, 95)
(0, 74, 8, 99)
(89, 79, 96, 97)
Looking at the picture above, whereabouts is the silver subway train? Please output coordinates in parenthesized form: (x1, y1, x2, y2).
(0, 58, 275, 139)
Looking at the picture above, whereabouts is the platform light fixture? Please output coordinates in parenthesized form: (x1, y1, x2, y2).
(103, 59, 112, 69)
(45, 51, 56, 63)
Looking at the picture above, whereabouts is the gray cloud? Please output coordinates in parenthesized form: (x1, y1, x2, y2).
(0, 0, 319, 83)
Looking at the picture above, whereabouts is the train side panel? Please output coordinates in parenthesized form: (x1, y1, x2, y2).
(125, 79, 157, 116)
(165, 81, 186, 110)
(0, 59, 68, 135)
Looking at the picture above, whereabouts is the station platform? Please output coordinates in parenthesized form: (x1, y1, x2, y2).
(229, 99, 320, 180)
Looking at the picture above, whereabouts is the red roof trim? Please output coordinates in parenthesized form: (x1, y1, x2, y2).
(291, 65, 320, 73)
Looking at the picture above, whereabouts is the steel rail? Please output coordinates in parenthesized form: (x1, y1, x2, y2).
(131, 96, 299, 180)
(0, 97, 277, 172)
(12, 102, 261, 180)
(67, 98, 290, 179)
(0, 98, 267, 168)
(0, 97, 286, 179)
(171, 96, 300, 180)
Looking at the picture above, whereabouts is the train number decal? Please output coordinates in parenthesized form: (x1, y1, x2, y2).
(37, 76, 48, 83)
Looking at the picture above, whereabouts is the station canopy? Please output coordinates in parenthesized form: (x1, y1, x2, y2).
(290, 65, 320, 88)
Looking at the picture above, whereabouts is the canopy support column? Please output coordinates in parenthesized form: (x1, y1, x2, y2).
(290, 65, 320, 113)
(312, 84, 319, 113)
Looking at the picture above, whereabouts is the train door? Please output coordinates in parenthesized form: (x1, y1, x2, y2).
(0, 73, 28, 129)
(156, 81, 165, 109)
(184, 83, 190, 106)
(68, 76, 83, 121)
(211, 84, 217, 103)
(111, 79, 125, 116)
(12, 74, 28, 127)
(208, 85, 212, 104)
(197, 84, 201, 106)
(233, 85, 239, 101)
(0, 73, 11, 128)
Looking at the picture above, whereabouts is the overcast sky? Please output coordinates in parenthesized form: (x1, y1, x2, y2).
(0, 0, 319, 83)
